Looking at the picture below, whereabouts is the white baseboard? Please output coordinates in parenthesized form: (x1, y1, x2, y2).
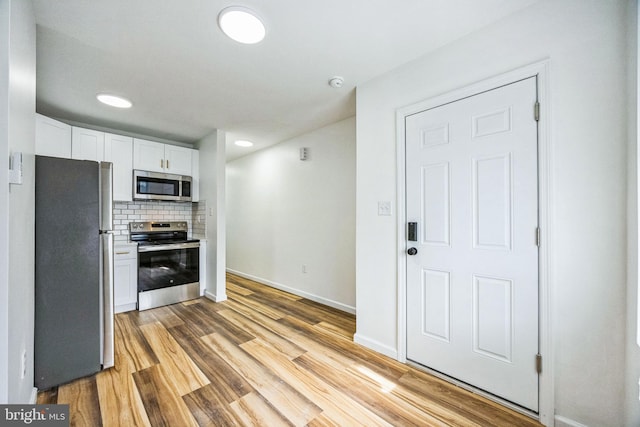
(226, 269, 356, 315)
(554, 415, 588, 427)
(204, 290, 226, 302)
(115, 302, 137, 314)
(353, 332, 398, 359)
(29, 387, 37, 404)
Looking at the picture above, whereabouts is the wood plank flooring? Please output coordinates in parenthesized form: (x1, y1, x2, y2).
(37, 273, 542, 426)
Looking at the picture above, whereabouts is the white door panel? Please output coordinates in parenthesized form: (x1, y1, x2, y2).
(406, 77, 539, 411)
(421, 162, 451, 246)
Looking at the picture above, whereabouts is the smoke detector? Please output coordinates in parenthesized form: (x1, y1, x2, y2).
(328, 76, 344, 88)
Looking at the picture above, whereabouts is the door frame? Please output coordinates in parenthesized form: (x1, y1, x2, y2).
(395, 60, 553, 426)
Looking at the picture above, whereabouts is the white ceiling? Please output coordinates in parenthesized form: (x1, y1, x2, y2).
(32, 0, 537, 161)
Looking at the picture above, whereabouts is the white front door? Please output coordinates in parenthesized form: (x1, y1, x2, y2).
(405, 77, 539, 411)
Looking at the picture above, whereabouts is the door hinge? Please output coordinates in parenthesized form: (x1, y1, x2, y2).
(536, 354, 542, 374)
(534, 101, 540, 122)
(536, 227, 541, 247)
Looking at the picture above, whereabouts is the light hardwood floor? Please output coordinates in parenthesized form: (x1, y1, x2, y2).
(37, 273, 542, 426)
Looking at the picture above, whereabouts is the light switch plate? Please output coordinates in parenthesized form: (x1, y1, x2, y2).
(378, 201, 392, 216)
(9, 151, 23, 185)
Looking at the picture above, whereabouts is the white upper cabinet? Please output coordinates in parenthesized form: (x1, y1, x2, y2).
(35, 114, 72, 158)
(36, 115, 198, 202)
(72, 127, 133, 201)
(164, 144, 193, 176)
(133, 138, 166, 172)
(133, 138, 193, 176)
(191, 149, 200, 202)
(104, 133, 133, 201)
(72, 127, 105, 161)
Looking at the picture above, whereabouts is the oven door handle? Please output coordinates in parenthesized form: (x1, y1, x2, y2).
(138, 242, 200, 252)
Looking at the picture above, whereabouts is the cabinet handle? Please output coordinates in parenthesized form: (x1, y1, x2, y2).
(116, 251, 130, 255)
(160, 159, 164, 169)
(166, 160, 170, 169)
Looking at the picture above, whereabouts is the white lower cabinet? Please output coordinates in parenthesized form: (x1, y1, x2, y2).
(199, 239, 206, 296)
(114, 244, 138, 313)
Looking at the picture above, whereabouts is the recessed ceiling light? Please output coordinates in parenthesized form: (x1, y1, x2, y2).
(218, 6, 265, 44)
(234, 140, 254, 147)
(96, 94, 132, 109)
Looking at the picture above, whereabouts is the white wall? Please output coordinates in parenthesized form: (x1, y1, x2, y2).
(0, 0, 36, 404)
(626, 1, 640, 425)
(0, 0, 10, 404)
(226, 117, 356, 312)
(356, 1, 630, 426)
(196, 129, 227, 302)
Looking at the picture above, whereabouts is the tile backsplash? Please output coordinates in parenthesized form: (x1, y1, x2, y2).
(113, 200, 207, 243)
(191, 202, 206, 238)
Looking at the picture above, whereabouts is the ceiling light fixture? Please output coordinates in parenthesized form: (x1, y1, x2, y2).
(218, 6, 266, 44)
(96, 94, 132, 109)
(234, 140, 254, 147)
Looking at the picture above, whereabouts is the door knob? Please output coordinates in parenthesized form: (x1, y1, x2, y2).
(407, 247, 418, 256)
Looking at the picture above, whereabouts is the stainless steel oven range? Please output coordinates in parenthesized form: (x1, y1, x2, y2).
(129, 221, 200, 310)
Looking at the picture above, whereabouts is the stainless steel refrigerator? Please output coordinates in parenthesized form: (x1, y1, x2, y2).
(35, 156, 115, 389)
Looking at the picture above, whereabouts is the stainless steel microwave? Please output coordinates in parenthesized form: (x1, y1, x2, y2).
(133, 170, 192, 202)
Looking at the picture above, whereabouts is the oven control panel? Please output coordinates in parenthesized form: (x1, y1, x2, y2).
(129, 221, 188, 232)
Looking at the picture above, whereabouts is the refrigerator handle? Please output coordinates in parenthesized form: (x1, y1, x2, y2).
(101, 232, 115, 369)
(99, 162, 114, 231)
